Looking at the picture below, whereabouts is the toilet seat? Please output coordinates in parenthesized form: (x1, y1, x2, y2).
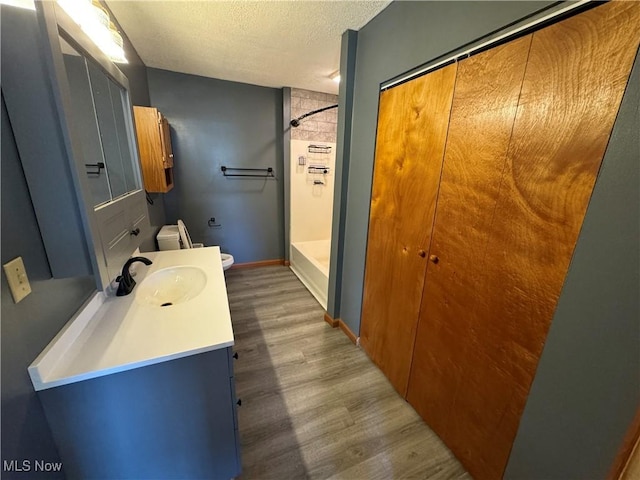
(220, 253, 235, 271)
(177, 219, 194, 249)
(175, 219, 234, 270)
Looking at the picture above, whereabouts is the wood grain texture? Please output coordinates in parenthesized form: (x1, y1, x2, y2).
(226, 266, 470, 479)
(610, 407, 640, 480)
(324, 311, 339, 328)
(230, 259, 284, 269)
(338, 319, 358, 345)
(407, 36, 533, 480)
(620, 439, 640, 480)
(408, 3, 640, 479)
(360, 64, 457, 397)
(133, 106, 173, 193)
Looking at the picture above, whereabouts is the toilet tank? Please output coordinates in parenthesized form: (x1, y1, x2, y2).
(157, 225, 181, 250)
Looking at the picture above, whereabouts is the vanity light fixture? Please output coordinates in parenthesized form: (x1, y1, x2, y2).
(330, 71, 341, 83)
(56, 0, 127, 63)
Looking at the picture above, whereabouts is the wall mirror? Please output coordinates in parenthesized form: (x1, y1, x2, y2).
(32, 0, 149, 290)
(58, 34, 141, 206)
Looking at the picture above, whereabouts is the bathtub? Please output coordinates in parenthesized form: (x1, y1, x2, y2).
(290, 239, 330, 309)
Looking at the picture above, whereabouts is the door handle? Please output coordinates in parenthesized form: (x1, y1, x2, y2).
(418, 250, 426, 258)
(429, 255, 439, 264)
(130, 228, 140, 236)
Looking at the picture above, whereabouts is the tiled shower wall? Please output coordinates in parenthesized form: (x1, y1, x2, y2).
(291, 88, 338, 143)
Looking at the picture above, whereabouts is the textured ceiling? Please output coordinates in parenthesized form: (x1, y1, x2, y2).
(106, 1, 391, 94)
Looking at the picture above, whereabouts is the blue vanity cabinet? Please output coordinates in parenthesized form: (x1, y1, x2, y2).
(228, 347, 242, 467)
(37, 348, 242, 479)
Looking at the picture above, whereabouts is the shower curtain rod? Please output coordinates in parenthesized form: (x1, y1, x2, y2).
(290, 104, 338, 128)
(381, 0, 591, 91)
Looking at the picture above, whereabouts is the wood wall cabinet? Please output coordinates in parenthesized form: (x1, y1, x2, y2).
(361, 3, 640, 479)
(133, 106, 175, 193)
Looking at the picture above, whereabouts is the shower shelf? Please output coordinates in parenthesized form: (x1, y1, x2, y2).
(221, 166, 274, 178)
(308, 165, 330, 174)
(308, 145, 332, 154)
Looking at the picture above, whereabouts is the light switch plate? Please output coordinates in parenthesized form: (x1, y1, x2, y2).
(3, 256, 31, 303)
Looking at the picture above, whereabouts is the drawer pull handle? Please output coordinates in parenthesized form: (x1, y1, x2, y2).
(233, 352, 238, 360)
(237, 399, 242, 407)
(130, 228, 140, 236)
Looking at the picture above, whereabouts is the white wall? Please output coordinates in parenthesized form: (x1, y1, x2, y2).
(290, 139, 336, 243)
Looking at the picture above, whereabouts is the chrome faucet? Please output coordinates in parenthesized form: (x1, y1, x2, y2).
(116, 256, 153, 296)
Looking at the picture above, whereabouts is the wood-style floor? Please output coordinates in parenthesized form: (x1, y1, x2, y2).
(226, 266, 470, 479)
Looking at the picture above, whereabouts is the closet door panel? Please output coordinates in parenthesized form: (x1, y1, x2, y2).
(478, 1, 640, 377)
(360, 64, 457, 396)
(406, 36, 533, 480)
(409, 3, 640, 479)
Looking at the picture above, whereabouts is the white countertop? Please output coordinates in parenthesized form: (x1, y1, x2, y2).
(29, 247, 234, 391)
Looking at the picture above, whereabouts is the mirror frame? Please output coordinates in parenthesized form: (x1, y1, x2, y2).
(36, 0, 145, 290)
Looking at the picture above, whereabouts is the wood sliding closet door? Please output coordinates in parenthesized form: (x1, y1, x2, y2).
(405, 34, 533, 479)
(360, 64, 457, 396)
(407, 2, 640, 479)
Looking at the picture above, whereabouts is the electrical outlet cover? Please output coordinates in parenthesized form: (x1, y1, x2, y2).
(3, 256, 31, 303)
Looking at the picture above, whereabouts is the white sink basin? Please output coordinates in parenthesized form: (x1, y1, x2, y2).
(135, 266, 207, 307)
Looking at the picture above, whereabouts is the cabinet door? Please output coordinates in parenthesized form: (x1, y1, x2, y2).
(134, 107, 163, 187)
(39, 349, 240, 479)
(94, 190, 149, 283)
(110, 82, 141, 195)
(134, 106, 174, 193)
(407, 3, 640, 479)
(60, 42, 111, 207)
(87, 61, 129, 199)
(360, 64, 457, 396)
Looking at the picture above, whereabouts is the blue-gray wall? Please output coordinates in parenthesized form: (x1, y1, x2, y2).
(1, 5, 156, 477)
(147, 68, 285, 263)
(1, 91, 95, 480)
(335, 0, 639, 477)
(282, 87, 291, 262)
(327, 29, 358, 319)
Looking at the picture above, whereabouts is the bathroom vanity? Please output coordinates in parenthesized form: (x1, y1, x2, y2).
(29, 247, 241, 479)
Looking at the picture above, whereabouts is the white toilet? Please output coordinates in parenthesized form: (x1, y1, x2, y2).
(157, 220, 235, 271)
